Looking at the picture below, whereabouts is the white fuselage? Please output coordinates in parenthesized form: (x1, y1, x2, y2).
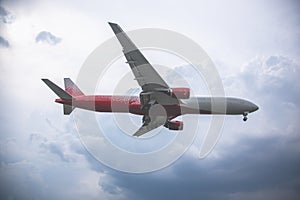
(181, 97, 259, 115)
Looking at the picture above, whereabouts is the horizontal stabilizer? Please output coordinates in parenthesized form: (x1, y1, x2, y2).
(63, 104, 74, 115)
(42, 79, 73, 100)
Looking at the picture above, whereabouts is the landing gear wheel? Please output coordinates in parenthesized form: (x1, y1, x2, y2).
(243, 112, 249, 122)
(142, 115, 151, 124)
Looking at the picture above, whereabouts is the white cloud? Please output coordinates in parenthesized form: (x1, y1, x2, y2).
(35, 31, 61, 45)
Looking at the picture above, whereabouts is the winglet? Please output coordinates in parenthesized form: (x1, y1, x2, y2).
(108, 22, 138, 52)
(108, 22, 124, 34)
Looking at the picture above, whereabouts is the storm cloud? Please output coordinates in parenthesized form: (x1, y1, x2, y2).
(101, 136, 300, 200)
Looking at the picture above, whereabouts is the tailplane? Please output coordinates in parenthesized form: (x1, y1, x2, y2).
(42, 79, 73, 100)
(63, 104, 74, 115)
(42, 79, 77, 115)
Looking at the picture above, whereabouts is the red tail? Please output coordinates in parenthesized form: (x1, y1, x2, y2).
(64, 78, 84, 97)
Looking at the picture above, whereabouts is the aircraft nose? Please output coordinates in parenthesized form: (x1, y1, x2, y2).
(251, 103, 259, 112)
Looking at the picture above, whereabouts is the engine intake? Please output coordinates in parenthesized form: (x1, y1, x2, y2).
(164, 120, 183, 130)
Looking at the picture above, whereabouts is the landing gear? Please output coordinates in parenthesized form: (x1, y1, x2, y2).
(243, 112, 248, 121)
(142, 115, 150, 124)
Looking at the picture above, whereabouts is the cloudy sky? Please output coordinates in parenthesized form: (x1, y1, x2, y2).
(1, 0, 300, 199)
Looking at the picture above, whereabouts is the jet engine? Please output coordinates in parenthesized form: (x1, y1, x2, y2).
(164, 120, 184, 130)
(169, 88, 190, 99)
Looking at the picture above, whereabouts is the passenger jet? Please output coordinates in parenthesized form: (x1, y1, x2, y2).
(42, 22, 259, 137)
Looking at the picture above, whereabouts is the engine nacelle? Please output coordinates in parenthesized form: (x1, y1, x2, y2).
(164, 120, 183, 130)
(170, 88, 190, 99)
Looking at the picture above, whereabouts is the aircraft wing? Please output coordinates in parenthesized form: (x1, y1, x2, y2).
(109, 22, 181, 136)
(108, 22, 169, 92)
(133, 115, 167, 137)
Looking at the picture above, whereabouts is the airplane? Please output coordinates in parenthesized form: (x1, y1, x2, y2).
(42, 22, 259, 137)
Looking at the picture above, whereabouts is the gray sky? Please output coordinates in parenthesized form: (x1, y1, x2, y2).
(0, 0, 300, 199)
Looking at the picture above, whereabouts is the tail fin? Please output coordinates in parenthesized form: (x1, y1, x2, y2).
(42, 79, 73, 100)
(42, 79, 74, 115)
(64, 78, 84, 97)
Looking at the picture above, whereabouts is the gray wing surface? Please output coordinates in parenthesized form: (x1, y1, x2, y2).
(109, 22, 178, 137)
(133, 116, 167, 137)
(108, 22, 169, 91)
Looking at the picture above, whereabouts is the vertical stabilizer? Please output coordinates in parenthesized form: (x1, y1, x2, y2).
(64, 78, 85, 97)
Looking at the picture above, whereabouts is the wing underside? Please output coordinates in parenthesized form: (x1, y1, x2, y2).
(108, 22, 181, 136)
(109, 22, 169, 91)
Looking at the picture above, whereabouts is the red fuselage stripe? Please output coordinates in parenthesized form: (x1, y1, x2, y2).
(55, 95, 186, 117)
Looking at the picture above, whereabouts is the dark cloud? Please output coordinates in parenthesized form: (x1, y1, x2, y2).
(98, 134, 300, 200)
(0, 130, 105, 200)
(0, 36, 9, 47)
(0, 6, 15, 24)
(35, 31, 61, 45)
